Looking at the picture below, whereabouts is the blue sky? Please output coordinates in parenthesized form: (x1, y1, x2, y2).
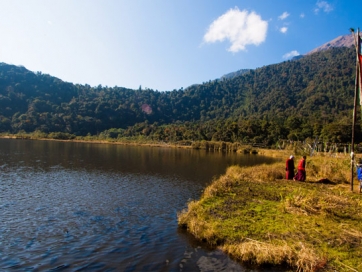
(0, 0, 360, 91)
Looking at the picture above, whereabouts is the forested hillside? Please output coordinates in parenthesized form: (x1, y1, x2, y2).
(0, 46, 359, 145)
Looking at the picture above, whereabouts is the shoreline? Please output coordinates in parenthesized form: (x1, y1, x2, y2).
(0, 135, 264, 154)
(0, 135, 194, 149)
(0, 135, 355, 159)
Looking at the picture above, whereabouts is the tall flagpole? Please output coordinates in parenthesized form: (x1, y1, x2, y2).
(358, 29, 362, 192)
(351, 28, 361, 191)
(351, 29, 360, 191)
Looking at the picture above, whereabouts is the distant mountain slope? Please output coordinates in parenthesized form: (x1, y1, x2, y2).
(305, 34, 354, 55)
(220, 69, 251, 80)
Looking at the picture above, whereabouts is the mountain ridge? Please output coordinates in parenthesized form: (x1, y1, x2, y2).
(0, 38, 359, 144)
(221, 33, 355, 80)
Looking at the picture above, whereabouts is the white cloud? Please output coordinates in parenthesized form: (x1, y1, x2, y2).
(314, 1, 333, 13)
(300, 13, 305, 18)
(278, 12, 290, 20)
(283, 50, 300, 59)
(203, 7, 268, 52)
(280, 27, 288, 33)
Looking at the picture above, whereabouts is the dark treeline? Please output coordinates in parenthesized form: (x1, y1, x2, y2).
(0, 46, 360, 145)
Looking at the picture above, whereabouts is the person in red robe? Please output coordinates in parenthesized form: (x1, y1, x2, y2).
(294, 156, 306, 181)
(285, 155, 295, 180)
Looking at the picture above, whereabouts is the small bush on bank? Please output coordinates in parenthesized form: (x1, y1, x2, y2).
(48, 132, 76, 140)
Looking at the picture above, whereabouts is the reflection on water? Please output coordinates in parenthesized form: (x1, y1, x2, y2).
(0, 139, 278, 271)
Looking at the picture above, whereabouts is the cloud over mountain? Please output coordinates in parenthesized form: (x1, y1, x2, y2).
(203, 7, 268, 52)
(283, 50, 300, 59)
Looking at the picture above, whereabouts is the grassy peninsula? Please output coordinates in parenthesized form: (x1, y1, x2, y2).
(178, 153, 362, 271)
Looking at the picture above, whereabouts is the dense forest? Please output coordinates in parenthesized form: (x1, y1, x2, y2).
(0, 46, 360, 145)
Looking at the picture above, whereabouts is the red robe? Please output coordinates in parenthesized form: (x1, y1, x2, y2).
(285, 158, 295, 180)
(294, 158, 306, 181)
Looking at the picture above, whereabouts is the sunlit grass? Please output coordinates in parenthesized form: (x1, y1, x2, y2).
(178, 160, 362, 271)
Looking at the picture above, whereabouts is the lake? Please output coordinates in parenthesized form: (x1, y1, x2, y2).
(0, 139, 278, 271)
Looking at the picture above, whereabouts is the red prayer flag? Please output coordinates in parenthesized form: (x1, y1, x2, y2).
(359, 35, 362, 105)
(359, 35, 362, 75)
(359, 58, 362, 82)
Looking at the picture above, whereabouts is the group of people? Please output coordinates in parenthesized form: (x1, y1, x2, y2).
(285, 155, 306, 181)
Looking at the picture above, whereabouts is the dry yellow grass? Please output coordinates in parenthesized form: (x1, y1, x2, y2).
(221, 240, 325, 272)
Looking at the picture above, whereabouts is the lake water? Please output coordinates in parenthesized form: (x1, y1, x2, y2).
(0, 139, 278, 271)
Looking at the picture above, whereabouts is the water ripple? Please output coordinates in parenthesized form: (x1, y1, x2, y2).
(0, 139, 278, 271)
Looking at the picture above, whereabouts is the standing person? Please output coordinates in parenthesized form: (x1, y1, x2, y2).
(356, 159, 362, 193)
(294, 156, 306, 181)
(285, 155, 295, 180)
